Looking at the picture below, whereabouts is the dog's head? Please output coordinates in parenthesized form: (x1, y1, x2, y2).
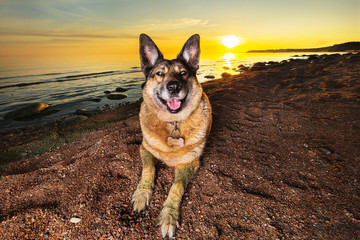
(139, 34, 203, 122)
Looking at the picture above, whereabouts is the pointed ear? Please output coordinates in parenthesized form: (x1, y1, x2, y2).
(177, 34, 200, 72)
(139, 33, 163, 76)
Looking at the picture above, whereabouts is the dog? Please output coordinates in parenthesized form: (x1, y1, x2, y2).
(132, 33, 212, 237)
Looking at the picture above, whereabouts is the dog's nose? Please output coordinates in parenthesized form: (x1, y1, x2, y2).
(166, 81, 182, 94)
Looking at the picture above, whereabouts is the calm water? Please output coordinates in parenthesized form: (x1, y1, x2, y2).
(0, 52, 309, 130)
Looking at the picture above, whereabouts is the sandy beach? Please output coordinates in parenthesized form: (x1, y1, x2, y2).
(0, 52, 359, 239)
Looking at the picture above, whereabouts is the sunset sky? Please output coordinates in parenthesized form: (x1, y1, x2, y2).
(0, 0, 358, 57)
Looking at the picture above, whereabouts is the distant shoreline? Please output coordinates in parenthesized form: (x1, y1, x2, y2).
(247, 41, 360, 53)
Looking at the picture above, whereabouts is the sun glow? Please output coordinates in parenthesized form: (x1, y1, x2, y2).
(221, 35, 241, 49)
(223, 52, 235, 61)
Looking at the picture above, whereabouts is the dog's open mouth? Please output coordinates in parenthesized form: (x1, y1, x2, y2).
(157, 94, 186, 113)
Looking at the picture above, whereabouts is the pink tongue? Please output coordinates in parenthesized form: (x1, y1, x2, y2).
(167, 98, 181, 110)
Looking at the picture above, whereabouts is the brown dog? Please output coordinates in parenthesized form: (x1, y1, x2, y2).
(132, 34, 212, 237)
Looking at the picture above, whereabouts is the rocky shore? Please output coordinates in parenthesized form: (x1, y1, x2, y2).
(0, 53, 359, 239)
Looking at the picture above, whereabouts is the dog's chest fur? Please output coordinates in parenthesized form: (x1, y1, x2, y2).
(140, 93, 211, 167)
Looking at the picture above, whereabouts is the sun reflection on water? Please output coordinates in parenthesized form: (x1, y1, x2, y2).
(223, 52, 235, 70)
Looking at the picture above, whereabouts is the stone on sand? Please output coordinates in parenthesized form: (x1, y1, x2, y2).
(76, 108, 102, 117)
(107, 92, 127, 100)
(61, 115, 88, 125)
(204, 75, 216, 79)
(221, 72, 232, 78)
(115, 87, 128, 92)
(4, 102, 50, 120)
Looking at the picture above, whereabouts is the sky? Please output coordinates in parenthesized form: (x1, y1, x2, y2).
(0, 0, 358, 57)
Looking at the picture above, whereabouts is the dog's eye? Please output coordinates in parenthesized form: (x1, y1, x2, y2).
(156, 71, 164, 76)
(180, 70, 187, 76)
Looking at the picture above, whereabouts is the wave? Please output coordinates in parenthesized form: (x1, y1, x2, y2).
(0, 72, 69, 81)
(0, 81, 48, 89)
(0, 69, 141, 90)
(55, 70, 121, 82)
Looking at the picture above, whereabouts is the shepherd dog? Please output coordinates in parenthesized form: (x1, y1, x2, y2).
(132, 33, 212, 237)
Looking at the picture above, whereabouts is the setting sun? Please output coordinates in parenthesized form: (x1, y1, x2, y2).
(221, 35, 241, 49)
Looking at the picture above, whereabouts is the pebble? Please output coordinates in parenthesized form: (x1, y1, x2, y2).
(245, 107, 264, 118)
(70, 217, 81, 223)
(320, 147, 332, 155)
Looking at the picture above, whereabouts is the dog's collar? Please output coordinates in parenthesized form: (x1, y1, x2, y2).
(170, 122, 181, 138)
(167, 121, 184, 147)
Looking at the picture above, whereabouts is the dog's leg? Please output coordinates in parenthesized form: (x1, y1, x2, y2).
(159, 159, 199, 238)
(132, 145, 157, 212)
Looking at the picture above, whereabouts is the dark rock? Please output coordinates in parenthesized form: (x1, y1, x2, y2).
(321, 54, 338, 62)
(238, 64, 249, 72)
(40, 108, 61, 116)
(289, 58, 301, 63)
(76, 108, 102, 117)
(250, 62, 267, 71)
(307, 55, 318, 61)
(223, 66, 230, 70)
(86, 97, 102, 102)
(221, 72, 232, 78)
(346, 54, 360, 62)
(104, 91, 111, 94)
(204, 75, 216, 79)
(267, 62, 282, 69)
(267, 61, 282, 68)
(4, 103, 50, 120)
(115, 87, 128, 92)
(61, 115, 88, 125)
(107, 93, 127, 100)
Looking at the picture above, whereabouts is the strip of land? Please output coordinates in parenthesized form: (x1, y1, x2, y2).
(248, 41, 360, 53)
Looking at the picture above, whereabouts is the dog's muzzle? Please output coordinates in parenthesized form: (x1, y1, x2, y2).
(157, 80, 187, 114)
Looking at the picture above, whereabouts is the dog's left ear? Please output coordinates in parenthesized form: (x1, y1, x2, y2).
(177, 34, 200, 72)
(140, 33, 164, 76)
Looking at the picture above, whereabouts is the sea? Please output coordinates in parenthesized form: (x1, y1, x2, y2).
(0, 52, 315, 130)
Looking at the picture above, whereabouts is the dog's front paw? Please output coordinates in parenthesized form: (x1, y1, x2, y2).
(132, 188, 152, 212)
(159, 206, 180, 238)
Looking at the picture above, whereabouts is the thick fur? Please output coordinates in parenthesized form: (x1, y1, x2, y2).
(132, 34, 212, 238)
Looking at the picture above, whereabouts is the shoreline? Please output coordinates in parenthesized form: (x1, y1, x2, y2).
(1, 51, 357, 132)
(0, 52, 359, 163)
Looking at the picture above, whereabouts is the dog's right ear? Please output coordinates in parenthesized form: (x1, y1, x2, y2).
(139, 34, 163, 76)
